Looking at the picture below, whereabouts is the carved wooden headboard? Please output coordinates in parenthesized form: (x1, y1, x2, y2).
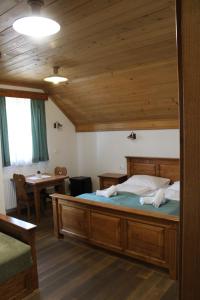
(126, 156, 180, 182)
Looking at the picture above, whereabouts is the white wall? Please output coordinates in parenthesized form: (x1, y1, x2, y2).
(77, 132, 99, 189)
(0, 85, 78, 210)
(45, 100, 77, 177)
(77, 130, 180, 190)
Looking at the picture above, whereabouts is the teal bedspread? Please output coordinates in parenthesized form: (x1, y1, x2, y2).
(77, 192, 179, 216)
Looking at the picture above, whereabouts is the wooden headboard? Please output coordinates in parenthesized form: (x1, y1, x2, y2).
(126, 156, 180, 182)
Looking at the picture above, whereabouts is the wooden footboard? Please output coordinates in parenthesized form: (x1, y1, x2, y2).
(52, 194, 179, 280)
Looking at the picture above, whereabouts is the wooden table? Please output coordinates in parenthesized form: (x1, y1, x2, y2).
(25, 174, 68, 224)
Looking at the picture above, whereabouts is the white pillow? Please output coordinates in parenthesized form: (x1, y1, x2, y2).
(165, 189, 180, 201)
(169, 181, 180, 191)
(125, 175, 170, 190)
(116, 183, 151, 196)
(164, 181, 180, 201)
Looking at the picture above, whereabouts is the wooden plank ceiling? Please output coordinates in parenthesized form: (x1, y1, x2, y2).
(0, 0, 178, 131)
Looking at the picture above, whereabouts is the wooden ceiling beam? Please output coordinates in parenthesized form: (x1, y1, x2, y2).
(76, 119, 179, 132)
(0, 79, 45, 89)
(0, 88, 48, 100)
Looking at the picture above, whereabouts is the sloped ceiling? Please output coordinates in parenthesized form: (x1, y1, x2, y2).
(0, 0, 178, 131)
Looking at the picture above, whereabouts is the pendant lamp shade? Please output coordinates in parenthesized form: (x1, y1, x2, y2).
(13, 0, 60, 38)
(44, 66, 68, 85)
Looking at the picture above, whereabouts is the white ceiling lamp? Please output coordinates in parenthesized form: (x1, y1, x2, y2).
(13, 0, 60, 38)
(44, 66, 68, 84)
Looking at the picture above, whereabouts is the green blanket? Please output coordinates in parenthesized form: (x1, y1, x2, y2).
(77, 192, 179, 216)
(0, 232, 32, 284)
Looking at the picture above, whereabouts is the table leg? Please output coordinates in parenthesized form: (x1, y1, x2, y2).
(33, 186, 40, 224)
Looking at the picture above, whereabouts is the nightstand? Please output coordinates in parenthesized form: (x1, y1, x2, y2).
(98, 173, 127, 189)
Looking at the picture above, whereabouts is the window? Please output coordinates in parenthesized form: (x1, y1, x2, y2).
(0, 95, 49, 167)
(6, 97, 33, 165)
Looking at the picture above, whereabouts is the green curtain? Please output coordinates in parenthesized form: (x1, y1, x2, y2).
(31, 100, 49, 163)
(0, 97, 10, 167)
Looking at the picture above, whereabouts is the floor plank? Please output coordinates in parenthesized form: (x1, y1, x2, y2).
(22, 208, 178, 300)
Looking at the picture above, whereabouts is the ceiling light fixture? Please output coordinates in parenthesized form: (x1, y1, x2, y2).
(13, 0, 60, 38)
(44, 66, 68, 84)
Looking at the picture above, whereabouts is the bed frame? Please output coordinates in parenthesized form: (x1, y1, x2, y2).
(52, 156, 180, 279)
(0, 214, 38, 300)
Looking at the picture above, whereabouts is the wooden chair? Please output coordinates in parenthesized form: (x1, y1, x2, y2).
(55, 166, 67, 176)
(13, 174, 34, 220)
(45, 167, 68, 200)
(54, 167, 67, 194)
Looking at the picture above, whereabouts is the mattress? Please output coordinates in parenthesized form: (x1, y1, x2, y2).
(0, 232, 32, 284)
(77, 192, 179, 216)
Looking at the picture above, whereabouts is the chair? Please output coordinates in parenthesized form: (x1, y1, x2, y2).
(55, 167, 67, 194)
(55, 166, 67, 176)
(13, 174, 34, 220)
(45, 167, 68, 199)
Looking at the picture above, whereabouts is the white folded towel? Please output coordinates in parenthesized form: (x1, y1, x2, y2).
(96, 185, 117, 198)
(140, 197, 154, 205)
(140, 188, 166, 208)
(152, 188, 166, 208)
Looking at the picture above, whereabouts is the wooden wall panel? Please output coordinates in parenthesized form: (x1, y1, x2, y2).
(177, 0, 200, 299)
(0, 0, 178, 130)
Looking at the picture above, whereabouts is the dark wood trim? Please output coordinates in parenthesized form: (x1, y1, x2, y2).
(0, 80, 45, 90)
(177, 0, 200, 299)
(176, 1, 183, 300)
(0, 88, 48, 100)
(75, 119, 179, 132)
(125, 156, 179, 160)
(0, 213, 36, 232)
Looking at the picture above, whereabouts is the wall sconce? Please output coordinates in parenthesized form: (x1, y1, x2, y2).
(54, 122, 63, 129)
(127, 131, 136, 140)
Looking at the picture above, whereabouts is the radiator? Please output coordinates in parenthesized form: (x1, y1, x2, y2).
(4, 179, 17, 210)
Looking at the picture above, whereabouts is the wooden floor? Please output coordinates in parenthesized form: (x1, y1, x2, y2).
(23, 209, 178, 300)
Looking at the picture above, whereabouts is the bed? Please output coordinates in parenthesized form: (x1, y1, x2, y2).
(52, 156, 180, 279)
